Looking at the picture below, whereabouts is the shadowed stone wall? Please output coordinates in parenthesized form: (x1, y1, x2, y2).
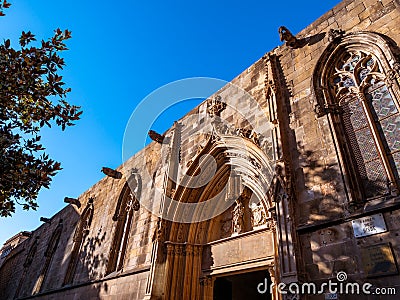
(1, 0, 400, 299)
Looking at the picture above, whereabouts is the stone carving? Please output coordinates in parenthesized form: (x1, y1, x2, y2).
(200, 276, 212, 287)
(211, 118, 231, 135)
(128, 192, 140, 211)
(264, 78, 277, 94)
(226, 151, 262, 169)
(221, 219, 232, 237)
(386, 62, 400, 86)
(63, 197, 81, 208)
(101, 167, 122, 179)
(40, 217, 51, 224)
(235, 128, 260, 145)
(177, 224, 185, 242)
(207, 95, 226, 117)
(211, 118, 261, 147)
(328, 28, 345, 42)
(152, 217, 166, 242)
(232, 199, 245, 235)
(148, 130, 169, 144)
(278, 26, 298, 48)
(251, 203, 268, 227)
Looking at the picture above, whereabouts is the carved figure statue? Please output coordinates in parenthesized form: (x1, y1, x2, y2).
(232, 199, 245, 234)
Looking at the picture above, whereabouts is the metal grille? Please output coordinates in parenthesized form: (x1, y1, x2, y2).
(341, 96, 389, 198)
(380, 115, 400, 152)
(393, 152, 400, 172)
(368, 85, 398, 121)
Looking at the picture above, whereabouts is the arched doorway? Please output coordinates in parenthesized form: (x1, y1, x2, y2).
(160, 134, 279, 300)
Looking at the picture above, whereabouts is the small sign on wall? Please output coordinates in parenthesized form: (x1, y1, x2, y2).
(360, 243, 398, 277)
(351, 213, 387, 238)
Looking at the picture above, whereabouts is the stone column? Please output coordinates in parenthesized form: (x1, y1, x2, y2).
(163, 244, 175, 299)
(190, 245, 202, 299)
(200, 276, 213, 300)
(183, 244, 193, 298)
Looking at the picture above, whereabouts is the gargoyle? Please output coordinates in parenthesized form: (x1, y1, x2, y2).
(148, 130, 169, 144)
(101, 167, 122, 179)
(278, 26, 298, 48)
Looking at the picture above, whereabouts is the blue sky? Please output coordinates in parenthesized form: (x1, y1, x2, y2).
(0, 0, 341, 245)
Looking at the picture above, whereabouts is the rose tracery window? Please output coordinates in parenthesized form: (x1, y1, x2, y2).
(328, 50, 400, 199)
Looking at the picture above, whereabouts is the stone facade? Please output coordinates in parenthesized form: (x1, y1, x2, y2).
(1, 0, 400, 299)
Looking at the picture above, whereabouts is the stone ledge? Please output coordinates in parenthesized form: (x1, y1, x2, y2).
(17, 265, 151, 300)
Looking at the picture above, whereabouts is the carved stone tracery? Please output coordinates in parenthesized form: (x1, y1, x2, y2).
(321, 43, 400, 199)
(251, 203, 268, 228)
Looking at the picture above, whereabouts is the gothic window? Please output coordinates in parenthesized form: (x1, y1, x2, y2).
(329, 50, 400, 198)
(63, 198, 94, 285)
(106, 183, 140, 275)
(14, 237, 40, 299)
(0, 245, 13, 258)
(32, 219, 63, 294)
(314, 32, 400, 202)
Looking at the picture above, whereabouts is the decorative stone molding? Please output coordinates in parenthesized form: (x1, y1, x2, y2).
(251, 203, 268, 227)
(235, 128, 260, 145)
(328, 28, 345, 42)
(386, 62, 400, 86)
(226, 151, 262, 169)
(312, 31, 400, 118)
(152, 217, 166, 242)
(211, 118, 261, 147)
(206, 95, 226, 117)
(200, 276, 212, 287)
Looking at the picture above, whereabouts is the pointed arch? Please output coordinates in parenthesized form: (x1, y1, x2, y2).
(313, 31, 400, 203)
(14, 236, 40, 298)
(32, 220, 63, 294)
(106, 174, 141, 275)
(159, 134, 278, 299)
(63, 198, 94, 285)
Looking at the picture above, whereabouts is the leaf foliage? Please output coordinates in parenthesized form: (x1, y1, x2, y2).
(0, 3, 82, 216)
